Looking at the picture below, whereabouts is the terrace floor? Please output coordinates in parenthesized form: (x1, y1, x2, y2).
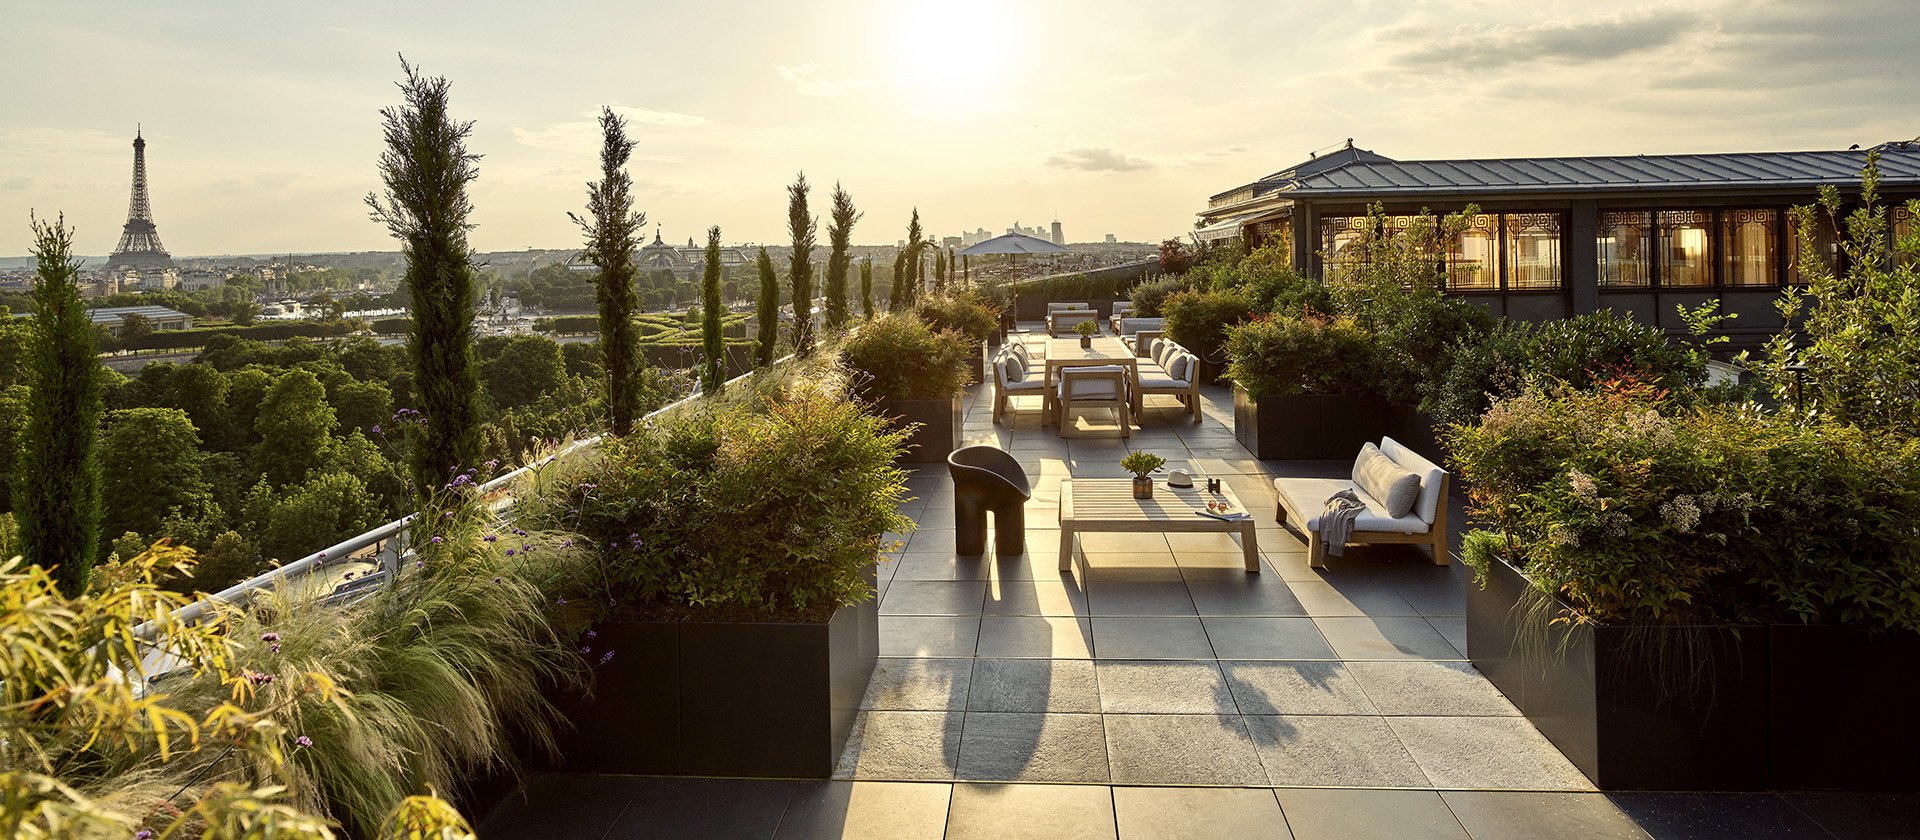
(483, 363, 1919, 839)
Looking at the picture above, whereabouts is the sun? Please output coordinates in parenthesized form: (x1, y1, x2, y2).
(884, 0, 1022, 101)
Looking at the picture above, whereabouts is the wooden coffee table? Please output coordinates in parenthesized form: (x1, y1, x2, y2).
(1058, 479, 1259, 573)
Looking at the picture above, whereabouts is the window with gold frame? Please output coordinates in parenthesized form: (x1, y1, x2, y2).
(1787, 208, 1840, 285)
(1598, 211, 1652, 288)
(1446, 213, 1498, 291)
(1719, 208, 1778, 287)
(1319, 216, 1373, 283)
(1658, 210, 1713, 287)
(1504, 213, 1563, 290)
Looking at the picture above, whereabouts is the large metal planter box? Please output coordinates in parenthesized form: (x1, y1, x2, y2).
(548, 579, 879, 777)
(1468, 556, 1769, 790)
(879, 396, 963, 464)
(1232, 389, 1389, 460)
(1769, 623, 1920, 791)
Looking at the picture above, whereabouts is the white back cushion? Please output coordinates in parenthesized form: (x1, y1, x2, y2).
(1380, 436, 1446, 525)
(1352, 443, 1421, 519)
(1001, 354, 1024, 383)
(1167, 352, 1193, 383)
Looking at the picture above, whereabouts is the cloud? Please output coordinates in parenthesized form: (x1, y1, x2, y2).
(512, 106, 706, 152)
(606, 106, 705, 127)
(1385, 7, 1703, 71)
(1047, 147, 1154, 172)
(2, 177, 33, 191)
(776, 62, 875, 98)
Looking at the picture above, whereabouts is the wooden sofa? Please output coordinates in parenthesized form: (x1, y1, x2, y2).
(1273, 437, 1450, 568)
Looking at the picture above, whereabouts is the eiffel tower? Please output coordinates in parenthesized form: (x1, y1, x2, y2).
(106, 125, 174, 273)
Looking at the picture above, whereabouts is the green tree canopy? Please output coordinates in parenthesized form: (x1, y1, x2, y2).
(15, 214, 104, 595)
(254, 368, 337, 487)
(100, 407, 217, 545)
(481, 334, 565, 410)
(755, 246, 780, 367)
(787, 172, 817, 355)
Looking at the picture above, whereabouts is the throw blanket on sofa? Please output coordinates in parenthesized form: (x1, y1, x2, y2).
(1319, 489, 1367, 557)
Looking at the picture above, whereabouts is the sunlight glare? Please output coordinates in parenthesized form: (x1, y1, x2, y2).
(885, 0, 1022, 102)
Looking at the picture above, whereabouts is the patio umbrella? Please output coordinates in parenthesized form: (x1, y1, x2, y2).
(959, 232, 1068, 281)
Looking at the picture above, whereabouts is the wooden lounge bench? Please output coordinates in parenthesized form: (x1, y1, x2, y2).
(1273, 437, 1450, 568)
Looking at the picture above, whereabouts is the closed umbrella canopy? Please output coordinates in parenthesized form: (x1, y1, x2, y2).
(958, 232, 1069, 256)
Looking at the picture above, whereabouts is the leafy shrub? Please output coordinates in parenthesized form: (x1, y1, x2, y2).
(1222, 313, 1377, 396)
(546, 380, 912, 621)
(1423, 311, 1706, 427)
(1158, 239, 1193, 275)
(534, 314, 599, 333)
(916, 291, 999, 342)
(370, 317, 413, 335)
(839, 314, 972, 400)
(1447, 384, 1920, 630)
(1126, 275, 1190, 318)
(121, 321, 355, 352)
(1162, 286, 1254, 363)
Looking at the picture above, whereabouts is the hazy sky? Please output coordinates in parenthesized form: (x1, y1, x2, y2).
(3, 0, 1916, 257)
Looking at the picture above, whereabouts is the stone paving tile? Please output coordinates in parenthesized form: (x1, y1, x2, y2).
(1102, 714, 1267, 785)
(1387, 716, 1595, 791)
(1312, 616, 1464, 661)
(861, 658, 973, 711)
(967, 658, 1101, 713)
(982, 577, 1088, 616)
(1438, 791, 1654, 840)
(773, 781, 952, 840)
(1077, 532, 1171, 553)
(1172, 550, 1263, 571)
(1111, 787, 1293, 840)
(1426, 616, 1469, 657)
(1244, 715, 1430, 788)
(902, 528, 959, 556)
(1090, 617, 1215, 659)
(1202, 617, 1338, 660)
(881, 616, 981, 657)
(478, 773, 637, 839)
(1607, 793, 1832, 840)
(882, 581, 989, 616)
(1288, 580, 1421, 617)
(1220, 661, 1376, 715)
(835, 711, 962, 781)
(1274, 789, 1471, 840)
(956, 712, 1111, 782)
(1389, 577, 1469, 616)
(1086, 580, 1198, 616)
(1183, 574, 1309, 617)
(945, 783, 1117, 840)
(976, 616, 1094, 659)
(1346, 661, 1520, 716)
(1094, 660, 1236, 714)
(893, 554, 995, 581)
(1164, 531, 1256, 554)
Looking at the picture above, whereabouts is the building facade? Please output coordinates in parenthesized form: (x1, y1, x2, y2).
(1197, 139, 1920, 348)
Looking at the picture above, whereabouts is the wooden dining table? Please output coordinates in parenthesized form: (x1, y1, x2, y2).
(1038, 334, 1139, 429)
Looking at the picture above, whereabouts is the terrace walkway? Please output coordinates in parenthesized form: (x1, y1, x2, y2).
(482, 374, 1917, 839)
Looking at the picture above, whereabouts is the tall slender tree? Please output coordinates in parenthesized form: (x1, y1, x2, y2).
(754, 246, 779, 366)
(17, 214, 103, 594)
(887, 251, 908, 312)
(860, 257, 875, 320)
(948, 246, 958, 289)
(571, 106, 645, 436)
(701, 226, 725, 393)
(904, 209, 926, 308)
(824, 182, 861, 330)
(367, 59, 482, 493)
(786, 173, 818, 355)
(934, 248, 948, 294)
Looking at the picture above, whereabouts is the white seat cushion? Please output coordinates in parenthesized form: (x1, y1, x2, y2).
(1059, 367, 1127, 399)
(1275, 477, 1431, 535)
(1379, 437, 1446, 526)
(1137, 374, 1190, 389)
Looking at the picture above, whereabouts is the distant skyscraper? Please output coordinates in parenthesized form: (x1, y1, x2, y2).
(1104, 234, 1118, 244)
(1050, 220, 1064, 245)
(107, 126, 174, 273)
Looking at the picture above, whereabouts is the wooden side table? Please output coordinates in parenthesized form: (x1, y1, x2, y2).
(1058, 479, 1259, 573)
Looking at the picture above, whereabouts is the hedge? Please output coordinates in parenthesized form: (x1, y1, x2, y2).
(123, 321, 355, 351)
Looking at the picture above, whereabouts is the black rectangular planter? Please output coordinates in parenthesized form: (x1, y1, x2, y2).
(1768, 624, 1920, 791)
(963, 341, 985, 388)
(1468, 556, 1769, 790)
(880, 396, 964, 464)
(1233, 389, 1389, 460)
(1386, 404, 1446, 464)
(547, 580, 879, 777)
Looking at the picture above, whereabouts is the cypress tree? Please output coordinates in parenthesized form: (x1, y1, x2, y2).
(17, 214, 103, 595)
(860, 257, 875, 320)
(754, 246, 779, 366)
(904, 209, 925, 308)
(786, 172, 818, 355)
(701, 226, 725, 393)
(571, 106, 645, 436)
(824, 182, 861, 330)
(367, 59, 483, 493)
(934, 248, 947, 294)
(888, 251, 908, 312)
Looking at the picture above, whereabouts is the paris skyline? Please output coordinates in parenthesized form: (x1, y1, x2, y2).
(3, 0, 1919, 257)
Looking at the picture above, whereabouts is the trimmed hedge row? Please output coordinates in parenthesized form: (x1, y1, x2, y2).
(123, 321, 355, 351)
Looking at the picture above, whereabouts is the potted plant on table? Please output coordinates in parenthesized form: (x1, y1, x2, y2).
(1072, 317, 1098, 349)
(1120, 449, 1166, 499)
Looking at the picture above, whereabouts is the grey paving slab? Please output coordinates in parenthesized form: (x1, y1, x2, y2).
(1102, 714, 1267, 785)
(1607, 793, 1833, 840)
(1091, 617, 1216, 659)
(976, 616, 1094, 659)
(903, 528, 959, 556)
(1347, 661, 1520, 716)
(1288, 580, 1421, 617)
(1243, 715, 1430, 788)
(834, 711, 962, 781)
(1312, 616, 1464, 661)
(478, 773, 636, 839)
(880, 616, 981, 658)
(861, 658, 973, 711)
(893, 553, 995, 581)
(967, 658, 1102, 713)
(1387, 716, 1594, 791)
(945, 783, 1117, 840)
(1427, 616, 1470, 658)
(1087, 580, 1198, 616)
(1220, 661, 1377, 715)
(1273, 789, 1470, 840)
(882, 581, 988, 615)
(956, 712, 1111, 782)
(1111, 786, 1293, 840)
(602, 777, 799, 840)
(1390, 576, 1469, 616)
(1078, 532, 1171, 553)
(1183, 575, 1309, 616)
(772, 781, 952, 840)
(1202, 617, 1338, 660)
(1094, 660, 1236, 714)
(1439, 792, 1653, 840)
(982, 577, 1088, 616)
(1782, 792, 1920, 840)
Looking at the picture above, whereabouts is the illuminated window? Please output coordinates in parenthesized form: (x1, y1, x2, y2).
(1598, 211, 1651, 288)
(1504, 213, 1563, 289)
(1447, 214, 1498, 290)
(1896, 206, 1917, 268)
(1787, 208, 1839, 285)
(1659, 210, 1713, 287)
(1319, 216, 1372, 283)
(1719, 209, 1778, 287)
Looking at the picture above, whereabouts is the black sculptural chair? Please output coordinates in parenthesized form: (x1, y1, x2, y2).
(948, 445, 1031, 556)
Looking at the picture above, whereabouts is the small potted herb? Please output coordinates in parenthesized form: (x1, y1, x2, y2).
(1119, 450, 1166, 499)
(1073, 317, 1098, 349)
